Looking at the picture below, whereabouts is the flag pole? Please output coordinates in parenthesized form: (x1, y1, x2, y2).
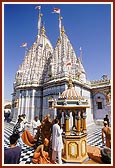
(52, 8, 61, 38)
(25, 47, 26, 56)
(25, 47, 28, 56)
(59, 13, 62, 38)
(38, 13, 40, 35)
(35, 6, 42, 36)
(38, 7, 41, 35)
(80, 47, 82, 63)
(20, 42, 28, 55)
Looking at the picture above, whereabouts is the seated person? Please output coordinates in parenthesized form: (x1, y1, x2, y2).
(32, 138, 52, 164)
(21, 129, 37, 147)
(101, 147, 111, 164)
(14, 117, 36, 147)
(13, 118, 24, 147)
(87, 145, 102, 163)
(4, 134, 22, 164)
(86, 145, 111, 164)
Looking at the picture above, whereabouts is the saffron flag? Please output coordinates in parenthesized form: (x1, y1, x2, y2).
(20, 42, 27, 47)
(53, 8, 60, 14)
(35, 6, 41, 10)
(66, 61, 72, 66)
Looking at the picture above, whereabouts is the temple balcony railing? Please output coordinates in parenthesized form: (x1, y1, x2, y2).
(90, 79, 111, 87)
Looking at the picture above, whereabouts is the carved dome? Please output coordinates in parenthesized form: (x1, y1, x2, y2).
(59, 76, 80, 100)
(61, 87, 80, 99)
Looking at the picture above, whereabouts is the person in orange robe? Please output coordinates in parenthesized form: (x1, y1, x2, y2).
(40, 115, 52, 143)
(21, 130, 37, 147)
(32, 138, 52, 164)
(102, 121, 111, 148)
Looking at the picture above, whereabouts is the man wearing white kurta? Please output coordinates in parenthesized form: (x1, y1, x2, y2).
(32, 116, 41, 137)
(52, 118, 63, 164)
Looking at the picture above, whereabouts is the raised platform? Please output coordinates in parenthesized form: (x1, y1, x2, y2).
(62, 145, 104, 164)
(62, 133, 88, 163)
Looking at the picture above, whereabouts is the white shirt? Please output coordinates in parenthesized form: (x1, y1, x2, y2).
(23, 117, 27, 124)
(52, 123, 63, 151)
(32, 119, 41, 129)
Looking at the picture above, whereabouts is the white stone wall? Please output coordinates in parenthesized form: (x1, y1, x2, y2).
(11, 81, 110, 126)
(93, 92, 110, 121)
(82, 88, 94, 125)
(42, 84, 66, 120)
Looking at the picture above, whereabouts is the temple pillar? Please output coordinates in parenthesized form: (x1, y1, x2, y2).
(69, 111, 73, 130)
(83, 112, 87, 133)
(65, 116, 70, 135)
(72, 110, 75, 128)
(81, 111, 83, 132)
(27, 95, 31, 123)
(21, 91, 25, 114)
(61, 111, 65, 127)
(25, 91, 29, 122)
(18, 92, 21, 116)
(76, 111, 81, 135)
(30, 89, 35, 123)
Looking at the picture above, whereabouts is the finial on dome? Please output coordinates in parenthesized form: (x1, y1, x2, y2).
(61, 26, 65, 35)
(68, 75, 73, 89)
(41, 25, 46, 35)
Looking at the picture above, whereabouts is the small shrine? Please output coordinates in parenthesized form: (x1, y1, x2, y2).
(54, 76, 90, 163)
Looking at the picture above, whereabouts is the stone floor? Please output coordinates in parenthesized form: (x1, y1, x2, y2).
(3, 121, 104, 165)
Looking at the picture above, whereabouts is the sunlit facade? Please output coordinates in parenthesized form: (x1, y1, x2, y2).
(10, 9, 111, 125)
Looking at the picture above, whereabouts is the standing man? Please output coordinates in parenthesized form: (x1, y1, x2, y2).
(32, 116, 41, 137)
(104, 114, 110, 126)
(52, 118, 63, 164)
(102, 121, 111, 148)
(41, 115, 52, 143)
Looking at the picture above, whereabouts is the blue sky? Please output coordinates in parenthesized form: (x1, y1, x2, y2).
(3, 3, 112, 101)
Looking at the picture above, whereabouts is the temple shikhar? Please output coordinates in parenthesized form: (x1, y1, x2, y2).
(11, 6, 111, 129)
